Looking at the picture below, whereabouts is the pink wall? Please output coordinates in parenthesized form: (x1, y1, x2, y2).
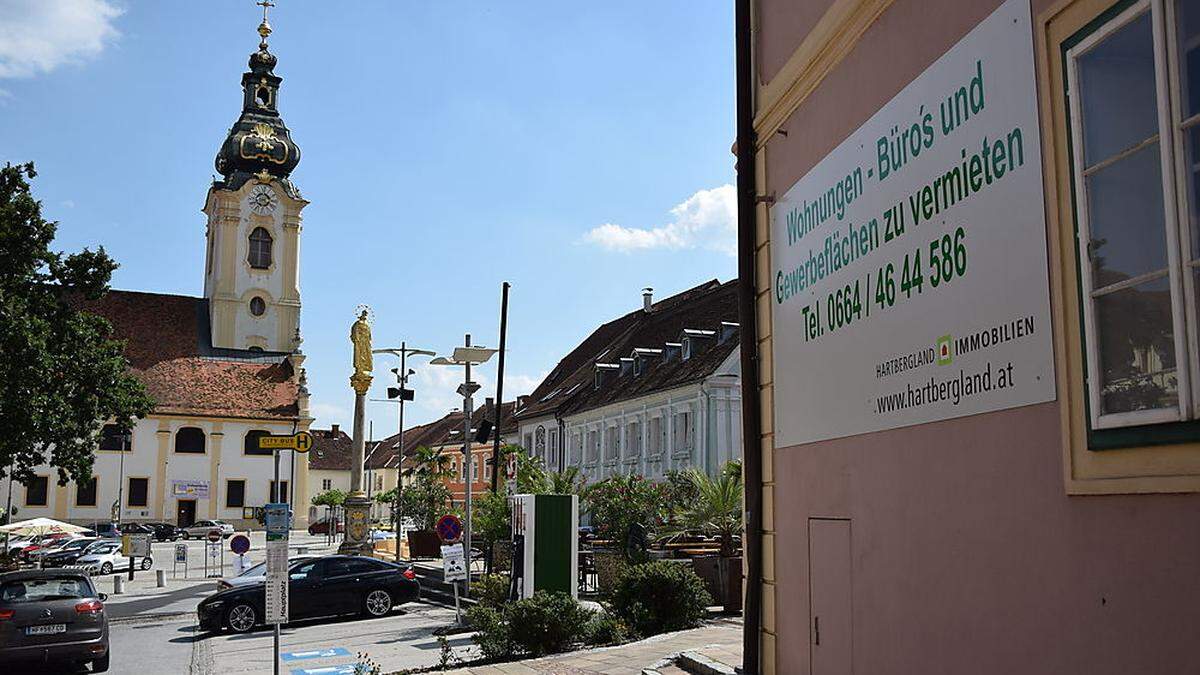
(761, 0, 1200, 672)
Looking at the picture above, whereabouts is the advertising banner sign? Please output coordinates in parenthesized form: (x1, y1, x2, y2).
(769, 0, 1055, 446)
(174, 543, 187, 564)
(170, 480, 210, 499)
(264, 502, 290, 542)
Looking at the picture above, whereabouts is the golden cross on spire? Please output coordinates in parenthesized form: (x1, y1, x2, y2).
(256, 0, 274, 47)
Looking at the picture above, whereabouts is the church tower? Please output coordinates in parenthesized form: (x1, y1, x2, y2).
(203, 6, 304, 352)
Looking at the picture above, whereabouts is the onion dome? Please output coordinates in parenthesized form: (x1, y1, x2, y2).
(213, 13, 301, 197)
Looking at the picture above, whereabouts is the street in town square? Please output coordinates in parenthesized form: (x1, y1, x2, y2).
(5, 1, 1200, 674)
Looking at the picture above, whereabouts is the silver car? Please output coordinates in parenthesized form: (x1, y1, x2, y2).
(182, 520, 235, 540)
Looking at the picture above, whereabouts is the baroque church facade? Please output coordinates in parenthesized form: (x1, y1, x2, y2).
(1, 17, 314, 529)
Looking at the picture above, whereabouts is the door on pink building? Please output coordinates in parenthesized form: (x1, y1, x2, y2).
(809, 518, 851, 675)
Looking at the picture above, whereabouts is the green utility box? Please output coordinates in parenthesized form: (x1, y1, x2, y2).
(510, 493, 578, 599)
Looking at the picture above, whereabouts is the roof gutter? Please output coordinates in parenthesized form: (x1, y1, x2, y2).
(735, 0, 764, 672)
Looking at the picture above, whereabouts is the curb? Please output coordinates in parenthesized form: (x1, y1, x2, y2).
(109, 610, 196, 624)
(676, 649, 738, 675)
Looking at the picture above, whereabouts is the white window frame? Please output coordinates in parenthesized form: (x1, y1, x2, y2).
(1067, 0, 1198, 429)
(624, 419, 642, 462)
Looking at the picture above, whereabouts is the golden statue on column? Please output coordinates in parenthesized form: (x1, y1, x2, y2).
(349, 308, 373, 394)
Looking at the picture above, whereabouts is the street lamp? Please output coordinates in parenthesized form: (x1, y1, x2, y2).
(429, 334, 497, 595)
(372, 343, 435, 562)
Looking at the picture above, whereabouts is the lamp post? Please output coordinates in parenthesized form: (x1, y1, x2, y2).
(429, 335, 497, 595)
(372, 342, 435, 562)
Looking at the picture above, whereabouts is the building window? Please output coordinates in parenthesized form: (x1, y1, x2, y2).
(548, 428, 559, 468)
(76, 477, 98, 507)
(571, 432, 583, 465)
(473, 456, 481, 480)
(270, 480, 289, 503)
(648, 416, 664, 456)
(523, 432, 533, 453)
(127, 477, 149, 507)
(99, 424, 131, 452)
(624, 421, 642, 460)
(485, 459, 493, 480)
(245, 430, 273, 455)
(322, 478, 332, 491)
(249, 296, 267, 316)
(603, 425, 619, 463)
(175, 427, 206, 454)
(672, 409, 693, 456)
(248, 227, 273, 269)
(226, 480, 246, 508)
(586, 429, 600, 463)
(25, 476, 48, 506)
(1067, 0, 1200, 433)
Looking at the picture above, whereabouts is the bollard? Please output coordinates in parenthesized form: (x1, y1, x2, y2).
(112, 575, 124, 595)
(156, 569, 166, 587)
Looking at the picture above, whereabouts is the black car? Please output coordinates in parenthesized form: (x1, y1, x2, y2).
(81, 523, 121, 539)
(40, 538, 102, 568)
(142, 522, 184, 542)
(197, 555, 419, 633)
(0, 570, 109, 672)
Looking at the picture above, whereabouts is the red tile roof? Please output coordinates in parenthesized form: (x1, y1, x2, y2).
(79, 290, 301, 420)
(308, 427, 353, 470)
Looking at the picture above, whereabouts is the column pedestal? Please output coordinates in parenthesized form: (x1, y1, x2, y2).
(338, 494, 373, 555)
(340, 376, 373, 555)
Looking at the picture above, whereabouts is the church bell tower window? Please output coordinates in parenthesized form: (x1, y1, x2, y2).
(249, 296, 266, 316)
(248, 227, 273, 269)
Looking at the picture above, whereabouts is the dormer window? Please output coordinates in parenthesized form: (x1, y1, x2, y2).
(249, 227, 273, 268)
(682, 338, 692, 361)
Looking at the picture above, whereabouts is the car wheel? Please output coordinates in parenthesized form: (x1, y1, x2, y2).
(141, 557, 152, 570)
(92, 653, 110, 673)
(224, 602, 258, 633)
(99, 562, 113, 575)
(363, 589, 393, 618)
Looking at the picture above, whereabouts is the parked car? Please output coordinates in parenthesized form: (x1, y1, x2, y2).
(16, 534, 76, 563)
(82, 523, 122, 539)
(215, 555, 316, 591)
(143, 522, 185, 542)
(0, 569, 109, 671)
(74, 541, 152, 575)
(182, 520, 235, 540)
(40, 539, 102, 568)
(307, 517, 343, 536)
(118, 523, 155, 537)
(198, 555, 419, 633)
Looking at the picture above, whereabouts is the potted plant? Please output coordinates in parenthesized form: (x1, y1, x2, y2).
(402, 445, 454, 558)
(664, 460, 744, 613)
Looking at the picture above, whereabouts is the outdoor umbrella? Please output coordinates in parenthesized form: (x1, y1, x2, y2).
(0, 517, 92, 537)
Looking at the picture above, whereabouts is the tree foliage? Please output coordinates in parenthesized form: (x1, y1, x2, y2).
(311, 488, 347, 507)
(0, 163, 154, 484)
(664, 460, 743, 557)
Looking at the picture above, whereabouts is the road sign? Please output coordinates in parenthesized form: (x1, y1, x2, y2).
(441, 543, 467, 582)
(230, 534, 251, 555)
(258, 431, 315, 453)
(206, 529, 222, 543)
(174, 543, 187, 563)
(435, 514, 462, 543)
(265, 502, 290, 541)
(265, 538, 289, 624)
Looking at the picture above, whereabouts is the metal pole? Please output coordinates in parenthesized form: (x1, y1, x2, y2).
(273, 446, 280, 675)
(395, 343, 407, 562)
(462, 334, 473, 597)
(491, 282, 509, 493)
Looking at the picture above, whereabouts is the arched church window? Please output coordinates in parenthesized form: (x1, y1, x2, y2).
(248, 227, 273, 269)
(175, 427, 206, 454)
(249, 296, 266, 316)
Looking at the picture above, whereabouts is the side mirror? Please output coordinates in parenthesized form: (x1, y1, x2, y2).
(98, 593, 108, 601)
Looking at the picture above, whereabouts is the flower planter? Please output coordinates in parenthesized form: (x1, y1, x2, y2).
(691, 554, 743, 612)
(407, 529, 442, 558)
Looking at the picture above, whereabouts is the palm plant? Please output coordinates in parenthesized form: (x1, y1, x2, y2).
(547, 466, 586, 495)
(668, 460, 743, 557)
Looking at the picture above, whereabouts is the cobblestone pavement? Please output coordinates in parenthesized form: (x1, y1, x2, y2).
(440, 617, 742, 675)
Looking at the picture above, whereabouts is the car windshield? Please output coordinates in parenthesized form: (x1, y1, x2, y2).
(63, 539, 92, 551)
(1, 577, 92, 603)
(90, 543, 119, 555)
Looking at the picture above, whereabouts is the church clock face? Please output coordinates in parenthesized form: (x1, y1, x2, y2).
(249, 185, 278, 215)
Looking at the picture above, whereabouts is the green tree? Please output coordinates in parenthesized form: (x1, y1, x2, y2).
(311, 488, 347, 507)
(547, 466, 586, 496)
(513, 451, 549, 494)
(0, 163, 154, 485)
(403, 445, 454, 530)
(667, 460, 743, 557)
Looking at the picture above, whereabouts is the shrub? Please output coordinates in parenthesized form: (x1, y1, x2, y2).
(586, 474, 669, 561)
(468, 591, 594, 660)
(471, 573, 511, 609)
(582, 612, 627, 646)
(611, 561, 711, 637)
(465, 604, 512, 661)
(506, 591, 593, 657)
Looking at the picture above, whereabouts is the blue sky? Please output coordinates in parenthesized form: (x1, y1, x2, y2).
(0, 1, 736, 435)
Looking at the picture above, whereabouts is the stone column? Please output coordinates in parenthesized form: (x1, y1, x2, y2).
(340, 372, 373, 555)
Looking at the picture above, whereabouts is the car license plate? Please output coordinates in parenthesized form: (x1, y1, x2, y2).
(26, 624, 66, 635)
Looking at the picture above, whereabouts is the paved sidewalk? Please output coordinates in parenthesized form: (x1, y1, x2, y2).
(439, 617, 742, 675)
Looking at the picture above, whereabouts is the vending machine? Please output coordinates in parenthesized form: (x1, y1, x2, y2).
(510, 493, 578, 599)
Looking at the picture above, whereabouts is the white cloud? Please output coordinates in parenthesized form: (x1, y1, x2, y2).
(0, 0, 123, 80)
(309, 400, 351, 430)
(583, 184, 737, 256)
